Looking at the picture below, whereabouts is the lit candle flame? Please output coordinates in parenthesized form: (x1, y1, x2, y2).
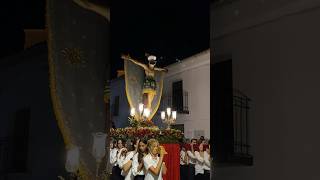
(161, 111, 165, 120)
(172, 111, 177, 120)
(130, 108, 135, 117)
(139, 103, 144, 113)
(166, 107, 171, 117)
(144, 108, 150, 118)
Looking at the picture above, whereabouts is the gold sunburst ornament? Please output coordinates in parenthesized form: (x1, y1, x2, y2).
(61, 47, 86, 67)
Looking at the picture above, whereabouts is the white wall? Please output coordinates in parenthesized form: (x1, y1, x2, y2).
(161, 50, 210, 139)
(212, 1, 320, 180)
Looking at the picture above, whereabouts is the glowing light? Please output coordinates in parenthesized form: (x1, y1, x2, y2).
(130, 108, 135, 117)
(143, 108, 150, 118)
(139, 103, 144, 113)
(166, 107, 171, 117)
(172, 111, 177, 119)
(161, 111, 165, 120)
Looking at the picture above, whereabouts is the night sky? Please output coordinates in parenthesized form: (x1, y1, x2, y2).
(111, 0, 210, 78)
(0, 0, 209, 78)
(0, 0, 45, 59)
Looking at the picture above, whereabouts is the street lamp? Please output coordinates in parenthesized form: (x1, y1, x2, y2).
(161, 107, 177, 129)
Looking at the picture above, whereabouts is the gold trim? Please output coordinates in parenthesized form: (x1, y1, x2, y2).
(124, 60, 134, 109)
(46, 1, 92, 179)
(149, 72, 164, 120)
(142, 88, 157, 95)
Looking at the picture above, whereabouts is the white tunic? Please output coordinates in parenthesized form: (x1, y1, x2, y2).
(117, 148, 126, 167)
(143, 154, 163, 180)
(203, 151, 211, 171)
(110, 148, 118, 166)
(118, 150, 136, 180)
(187, 150, 197, 165)
(132, 153, 145, 176)
(180, 150, 189, 165)
(194, 151, 210, 175)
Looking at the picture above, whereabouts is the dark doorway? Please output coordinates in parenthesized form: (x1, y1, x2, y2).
(212, 59, 234, 163)
(9, 108, 30, 173)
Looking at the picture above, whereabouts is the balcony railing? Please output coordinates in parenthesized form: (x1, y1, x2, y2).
(231, 89, 253, 165)
(161, 91, 189, 114)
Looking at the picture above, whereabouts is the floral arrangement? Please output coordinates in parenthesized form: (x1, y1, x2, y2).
(128, 116, 155, 128)
(110, 126, 184, 144)
(110, 115, 184, 144)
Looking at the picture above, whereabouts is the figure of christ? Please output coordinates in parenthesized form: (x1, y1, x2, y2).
(72, 0, 168, 114)
(121, 54, 168, 111)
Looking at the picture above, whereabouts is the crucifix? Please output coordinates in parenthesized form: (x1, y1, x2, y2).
(121, 54, 168, 109)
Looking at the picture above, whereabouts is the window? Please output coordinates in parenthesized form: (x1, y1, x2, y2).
(9, 108, 30, 173)
(172, 80, 183, 112)
(113, 96, 119, 116)
(212, 59, 253, 166)
(183, 91, 189, 113)
(233, 89, 252, 165)
(172, 81, 189, 114)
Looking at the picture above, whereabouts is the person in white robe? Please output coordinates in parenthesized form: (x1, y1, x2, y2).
(132, 139, 148, 180)
(143, 139, 167, 180)
(180, 144, 189, 180)
(186, 139, 198, 180)
(194, 143, 210, 180)
(112, 139, 125, 180)
(118, 139, 138, 180)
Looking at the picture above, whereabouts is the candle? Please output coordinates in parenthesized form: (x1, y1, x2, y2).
(144, 108, 150, 118)
(172, 111, 177, 119)
(139, 103, 144, 113)
(130, 108, 135, 117)
(161, 111, 165, 120)
(166, 107, 171, 117)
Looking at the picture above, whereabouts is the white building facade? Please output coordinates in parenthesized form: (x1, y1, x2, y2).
(158, 50, 210, 139)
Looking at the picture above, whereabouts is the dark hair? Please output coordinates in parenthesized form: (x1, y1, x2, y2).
(139, 138, 148, 146)
(110, 140, 117, 149)
(180, 144, 186, 151)
(126, 139, 135, 152)
(133, 138, 139, 145)
(191, 138, 197, 143)
(117, 139, 124, 148)
(113, 140, 117, 145)
(138, 139, 148, 163)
